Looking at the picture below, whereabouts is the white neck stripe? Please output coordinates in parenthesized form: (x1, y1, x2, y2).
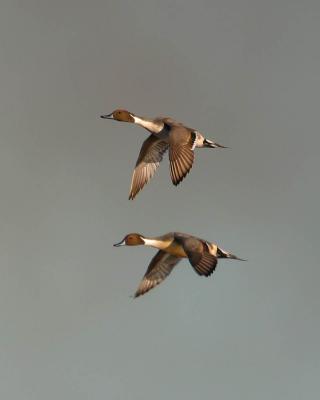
(133, 116, 163, 133)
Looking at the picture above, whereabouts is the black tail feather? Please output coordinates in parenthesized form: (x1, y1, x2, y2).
(217, 247, 246, 261)
(203, 139, 228, 148)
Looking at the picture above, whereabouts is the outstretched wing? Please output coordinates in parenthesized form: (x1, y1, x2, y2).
(175, 234, 217, 277)
(129, 135, 168, 199)
(168, 126, 196, 186)
(134, 250, 180, 297)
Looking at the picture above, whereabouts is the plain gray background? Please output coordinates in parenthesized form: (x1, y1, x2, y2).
(1, 1, 319, 399)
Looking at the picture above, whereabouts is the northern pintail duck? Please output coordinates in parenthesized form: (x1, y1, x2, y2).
(101, 109, 227, 199)
(113, 232, 245, 297)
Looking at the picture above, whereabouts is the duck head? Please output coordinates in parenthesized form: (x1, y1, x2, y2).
(113, 233, 145, 247)
(101, 109, 135, 123)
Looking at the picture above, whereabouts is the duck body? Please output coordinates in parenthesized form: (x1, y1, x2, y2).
(142, 232, 188, 258)
(101, 109, 227, 199)
(131, 115, 208, 148)
(114, 231, 245, 297)
(142, 232, 219, 258)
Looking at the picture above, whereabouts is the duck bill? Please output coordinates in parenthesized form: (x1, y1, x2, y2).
(100, 113, 114, 120)
(113, 239, 126, 247)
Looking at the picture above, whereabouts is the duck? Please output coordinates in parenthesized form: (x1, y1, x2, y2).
(101, 109, 227, 199)
(113, 232, 245, 297)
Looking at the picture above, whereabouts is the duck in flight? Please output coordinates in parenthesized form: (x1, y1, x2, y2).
(114, 231, 245, 297)
(101, 109, 227, 199)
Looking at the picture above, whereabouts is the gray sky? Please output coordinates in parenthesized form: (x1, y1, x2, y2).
(1, 1, 320, 399)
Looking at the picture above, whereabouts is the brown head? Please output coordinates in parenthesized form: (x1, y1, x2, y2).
(113, 233, 145, 247)
(100, 109, 135, 123)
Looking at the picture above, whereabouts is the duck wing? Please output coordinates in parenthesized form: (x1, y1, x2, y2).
(129, 135, 168, 199)
(174, 234, 217, 277)
(134, 250, 180, 297)
(168, 126, 196, 186)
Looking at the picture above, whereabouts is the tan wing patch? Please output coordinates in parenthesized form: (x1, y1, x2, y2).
(134, 250, 180, 297)
(129, 135, 168, 199)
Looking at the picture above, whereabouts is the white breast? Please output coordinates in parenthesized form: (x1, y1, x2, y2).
(133, 116, 164, 133)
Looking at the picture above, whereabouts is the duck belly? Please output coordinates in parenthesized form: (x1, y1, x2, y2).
(165, 242, 187, 258)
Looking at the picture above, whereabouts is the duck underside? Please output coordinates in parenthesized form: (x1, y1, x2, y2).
(163, 242, 188, 258)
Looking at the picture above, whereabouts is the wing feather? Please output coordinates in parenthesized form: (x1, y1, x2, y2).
(174, 234, 217, 277)
(134, 250, 180, 297)
(169, 128, 196, 186)
(129, 135, 168, 199)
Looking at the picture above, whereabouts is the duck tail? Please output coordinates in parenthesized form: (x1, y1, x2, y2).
(226, 253, 247, 261)
(203, 139, 228, 148)
(217, 247, 246, 261)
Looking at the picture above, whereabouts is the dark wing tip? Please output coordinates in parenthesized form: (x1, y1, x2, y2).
(128, 183, 143, 200)
(133, 281, 158, 298)
(171, 167, 192, 186)
(170, 153, 194, 186)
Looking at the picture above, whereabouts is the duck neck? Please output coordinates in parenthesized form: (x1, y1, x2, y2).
(142, 237, 168, 250)
(133, 115, 164, 134)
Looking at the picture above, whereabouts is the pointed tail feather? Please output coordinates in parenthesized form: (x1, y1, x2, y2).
(217, 247, 246, 261)
(203, 139, 229, 148)
(214, 142, 229, 149)
(226, 253, 247, 261)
